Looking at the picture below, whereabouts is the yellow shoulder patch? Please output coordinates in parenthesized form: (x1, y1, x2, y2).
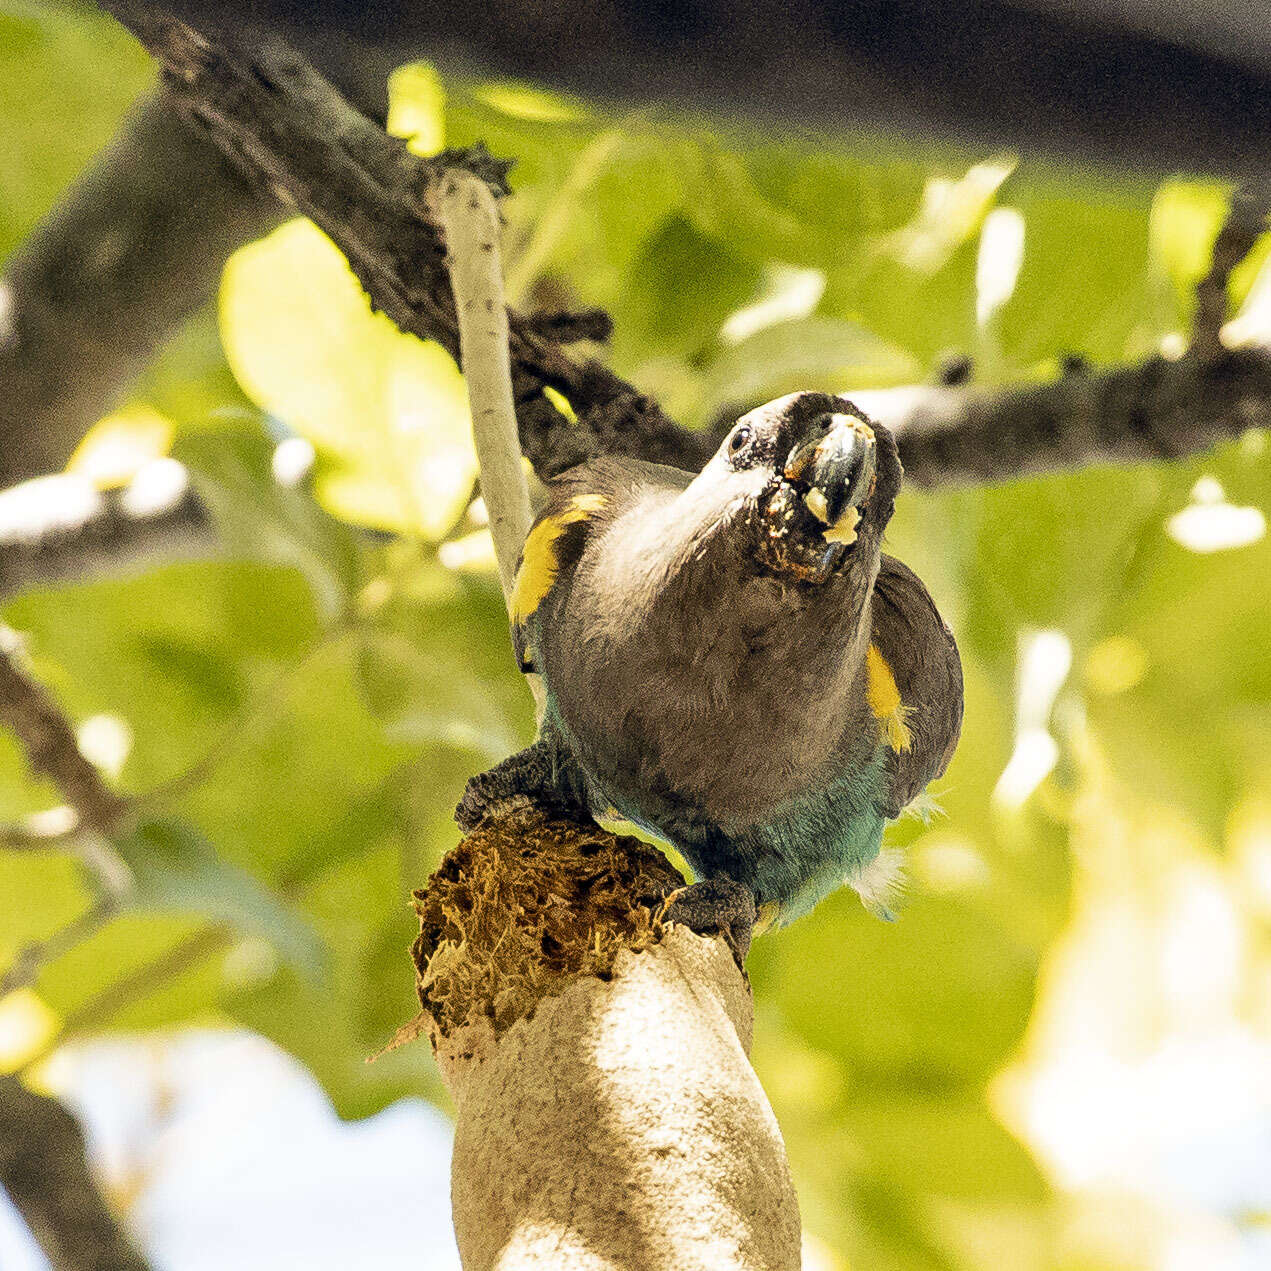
(867, 643, 912, 753)
(509, 493, 607, 627)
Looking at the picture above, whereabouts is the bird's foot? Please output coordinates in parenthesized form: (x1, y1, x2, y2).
(662, 877, 757, 969)
(456, 738, 591, 832)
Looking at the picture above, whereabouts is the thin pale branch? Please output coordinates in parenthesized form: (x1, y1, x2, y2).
(431, 171, 533, 603)
(431, 168, 547, 715)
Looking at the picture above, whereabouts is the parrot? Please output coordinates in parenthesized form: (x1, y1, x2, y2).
(457, 391, 963, 954)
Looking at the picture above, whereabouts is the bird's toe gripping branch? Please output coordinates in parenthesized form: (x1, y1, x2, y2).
(662, 877, 758, 969)
(455, 737, 593, 833)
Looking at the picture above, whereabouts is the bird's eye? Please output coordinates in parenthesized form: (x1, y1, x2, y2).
(728, 425, 752, 457)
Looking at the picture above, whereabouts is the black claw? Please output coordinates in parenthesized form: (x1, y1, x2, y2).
(456, 737, 592, 831)
(663, 877, 757, 968)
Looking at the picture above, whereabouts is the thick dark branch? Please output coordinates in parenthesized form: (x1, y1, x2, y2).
(858, 347, 1271, 488)
(168, 0, 1271, 181)
(102, 3, 692, 477)
(0, 92, 277, 487)
(0, 1076, 151, 1271)
(99, 5, 1271, 499)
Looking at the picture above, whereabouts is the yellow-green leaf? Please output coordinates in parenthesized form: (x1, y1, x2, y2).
(220, 218, 477, 538)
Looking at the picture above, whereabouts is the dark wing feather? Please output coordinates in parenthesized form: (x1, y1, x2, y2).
(869, 554, 964, 817)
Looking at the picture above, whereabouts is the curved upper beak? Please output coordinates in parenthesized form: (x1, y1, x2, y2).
(783, 412, 876, 537)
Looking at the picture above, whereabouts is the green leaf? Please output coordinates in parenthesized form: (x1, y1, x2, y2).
(610, 214, 764, 368)
(219, 219, 477, 538)
(117, 818, 328, 983)
(703, 316, 919, 410)
(174, 422, 363, 622)
(386, 62, 446, 156)
(994, 177, 1159, 367)
(718, 144, 930, 270)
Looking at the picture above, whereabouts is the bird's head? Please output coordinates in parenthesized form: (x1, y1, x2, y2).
(693, 391, 901, 585)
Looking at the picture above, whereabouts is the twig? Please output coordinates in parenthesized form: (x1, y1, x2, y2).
(432, 170, 546, 714)
(853, 346, 1271, 487)
(0, 1076, 152, 1271)
(0, 634, 127, 836)
(1192, 186, 1271, 360)
(0, 898, 119, 997)
(431, 172, 533, 603)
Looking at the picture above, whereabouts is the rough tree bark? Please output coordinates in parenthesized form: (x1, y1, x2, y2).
(101, 3, 1271, 493)
(404, 810, 802, 1271)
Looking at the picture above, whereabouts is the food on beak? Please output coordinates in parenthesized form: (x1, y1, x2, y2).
(786, 413, 875, 545)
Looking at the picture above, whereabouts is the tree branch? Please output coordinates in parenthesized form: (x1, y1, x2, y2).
(0, 1076, 152, 1271)
(431, 167, 548, 720)
(0, 634, 127, 837)
(101, 5, 1271, 499)
(0, 631, 133, 987)
(854, 346, 1271, 488)
(3, 7, 1264, 599)
(431, 170, 533, 603)
(1192, 186, 1271, 360)
(0, 92, 277, 487)
(98, 5, 715, 475)
(403, 808, 801, 1271)
(0, 475, 212, 602)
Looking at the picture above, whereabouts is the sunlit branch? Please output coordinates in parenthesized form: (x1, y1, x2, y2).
(0, 472, 211, 602)
(432, 172, 533, 604)
(432, 169, 547, 715)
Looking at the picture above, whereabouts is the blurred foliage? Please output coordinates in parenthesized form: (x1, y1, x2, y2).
(0, 1, 150, 258)
(3, 12, 1271, 1271)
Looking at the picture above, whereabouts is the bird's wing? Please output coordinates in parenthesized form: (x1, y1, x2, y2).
(508, 458, 677, 672)
(509, 468, 609, 673)
(868, 554, 964, 818)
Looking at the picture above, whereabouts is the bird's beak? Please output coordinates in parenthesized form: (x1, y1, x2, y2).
(783, 412, 876, 545)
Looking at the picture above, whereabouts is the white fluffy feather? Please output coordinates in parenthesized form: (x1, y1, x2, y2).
(847, 847, 907, 921)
